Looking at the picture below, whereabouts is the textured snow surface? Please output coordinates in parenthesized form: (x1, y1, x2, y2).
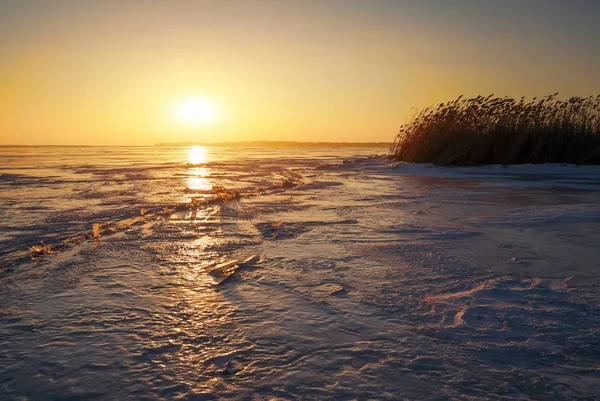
(1, 147, 600, 400)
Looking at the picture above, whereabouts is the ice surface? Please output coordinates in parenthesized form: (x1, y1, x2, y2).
(1, 146, 600, 400)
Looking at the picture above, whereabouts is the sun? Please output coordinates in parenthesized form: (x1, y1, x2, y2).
(173, 97, 220, 125)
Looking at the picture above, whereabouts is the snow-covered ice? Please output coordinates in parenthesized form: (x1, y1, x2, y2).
(1, 146, 600, 400)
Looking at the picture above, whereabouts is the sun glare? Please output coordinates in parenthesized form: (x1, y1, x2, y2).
(187, 146, 211, 193)
(188, 145, 207, 165)
(174, 97, 220, 125)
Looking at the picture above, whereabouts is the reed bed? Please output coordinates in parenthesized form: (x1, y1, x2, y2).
(389, 94, 600, 165)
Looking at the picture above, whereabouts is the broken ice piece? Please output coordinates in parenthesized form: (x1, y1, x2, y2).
(206, 261, 241, 285)
(239, 255, 260, 266)
(92, 223, 101, 239)
(205, 255, 261, 285)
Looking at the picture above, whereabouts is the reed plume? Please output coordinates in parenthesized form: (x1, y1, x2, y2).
(389, 94, 600, 165)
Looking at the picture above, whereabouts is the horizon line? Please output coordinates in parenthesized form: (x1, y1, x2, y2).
(0, 140, 392, 148)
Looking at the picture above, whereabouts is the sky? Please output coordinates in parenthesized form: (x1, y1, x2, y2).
(1, 0, 600, 145)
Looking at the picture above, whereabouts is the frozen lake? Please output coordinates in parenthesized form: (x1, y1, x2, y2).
(1, 146, 600, 400)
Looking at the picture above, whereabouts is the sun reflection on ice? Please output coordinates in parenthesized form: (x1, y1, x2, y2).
(185, 146, 213, 214)
(188, 146, 208, 165)
(187, 168, 211, 192)
(186, 146, 211, 191)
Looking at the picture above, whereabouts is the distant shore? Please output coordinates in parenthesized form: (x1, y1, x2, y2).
(1, 141, 391, 148)
(155, 141, 391, 148)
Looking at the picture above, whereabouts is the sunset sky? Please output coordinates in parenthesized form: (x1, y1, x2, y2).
(1, 0, 599, 145)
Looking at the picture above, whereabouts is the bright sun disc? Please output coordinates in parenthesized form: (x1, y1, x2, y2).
(174, 97, 219, 124)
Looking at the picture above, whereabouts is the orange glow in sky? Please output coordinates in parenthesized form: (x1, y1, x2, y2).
(1, 1, 600, 145)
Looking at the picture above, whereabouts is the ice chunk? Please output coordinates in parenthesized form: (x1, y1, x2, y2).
(239, 255, 260, 265)
(205, 255, 261, 284)
(206, 261, 240, 285)
(92, 223, 101, 239)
